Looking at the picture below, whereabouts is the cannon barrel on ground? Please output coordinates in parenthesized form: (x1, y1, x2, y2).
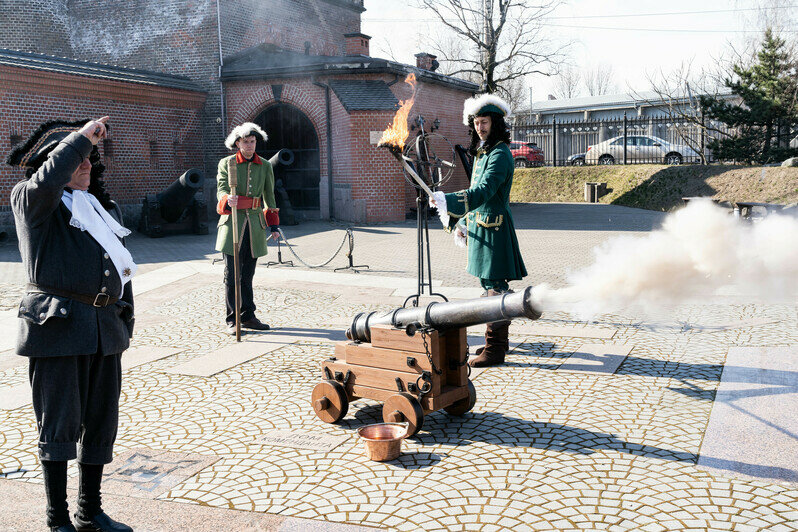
(157, 169, 204, 223)
(346, 286, 542, 343)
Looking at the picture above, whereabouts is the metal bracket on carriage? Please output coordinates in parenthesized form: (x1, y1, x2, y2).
(333, 370, 352, 386)
(404, 322, 421, 337)
(406, 357, 417, 368)
(395, 377, 405, 392)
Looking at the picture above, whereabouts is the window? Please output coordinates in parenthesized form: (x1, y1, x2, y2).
(610, 138, 624, 146)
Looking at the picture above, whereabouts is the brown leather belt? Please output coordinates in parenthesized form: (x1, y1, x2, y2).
(27, 283, 119, 307)
(234, 196, 261, 210)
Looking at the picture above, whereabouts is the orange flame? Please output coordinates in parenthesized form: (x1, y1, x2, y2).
(378, 73, 417, 149)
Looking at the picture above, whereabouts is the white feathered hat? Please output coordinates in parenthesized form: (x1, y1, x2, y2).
(462, 94, 512, 125)
(225, 122, 268, 149)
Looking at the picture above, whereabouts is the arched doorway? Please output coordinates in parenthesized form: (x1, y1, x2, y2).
(254, 104, 321, 213)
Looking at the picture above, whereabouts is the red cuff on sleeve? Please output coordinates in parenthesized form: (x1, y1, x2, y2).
(217, 195, 231, 215)
(264, 208, 280, 226)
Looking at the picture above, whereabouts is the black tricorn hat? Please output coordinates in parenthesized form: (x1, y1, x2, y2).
(6, 118, 100, 169)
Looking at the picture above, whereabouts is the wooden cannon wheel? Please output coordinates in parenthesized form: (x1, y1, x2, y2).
(382, 392, 424, 436)
(311, 380, 349, 423)
(444, 380, 477, 416)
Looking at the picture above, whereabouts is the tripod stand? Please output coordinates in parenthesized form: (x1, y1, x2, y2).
(403, 191, 448, 307)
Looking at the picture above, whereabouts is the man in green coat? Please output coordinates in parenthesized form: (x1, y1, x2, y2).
(216, 122, 280, 334)
(431, 94, 528, 367)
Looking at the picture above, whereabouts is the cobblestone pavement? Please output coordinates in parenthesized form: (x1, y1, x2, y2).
(0, 204, 796, 531)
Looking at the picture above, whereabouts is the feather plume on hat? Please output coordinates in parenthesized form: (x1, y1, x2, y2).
(224, 122, 268, 149)
(462, 94, 512, 125)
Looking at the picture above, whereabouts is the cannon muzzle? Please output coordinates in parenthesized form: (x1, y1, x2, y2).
(157, 169, 204, 223)
(346, 286, 542, 342)
(268, 148, 294, 168)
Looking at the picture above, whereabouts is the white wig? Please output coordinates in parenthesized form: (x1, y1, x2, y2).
(224, 122, 268, 149)
(462, 94, 512, 125)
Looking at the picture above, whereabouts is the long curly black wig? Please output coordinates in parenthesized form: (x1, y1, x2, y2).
(467, 112, 512, 155)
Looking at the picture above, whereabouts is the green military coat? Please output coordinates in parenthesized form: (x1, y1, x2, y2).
(444, 141, 527, 281)
(215, 152, 277, 258)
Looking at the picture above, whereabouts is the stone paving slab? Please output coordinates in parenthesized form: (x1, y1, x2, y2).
(165, 333, 301, 377)
(122, 346, 184, 371)
(0, 382, 29, 411)
(558, 343, 634, 374)
(0, 309, 17, 352)
(698, 346, 798, 485)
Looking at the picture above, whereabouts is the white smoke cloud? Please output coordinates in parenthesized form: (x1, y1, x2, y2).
(531, 200, 798, 319)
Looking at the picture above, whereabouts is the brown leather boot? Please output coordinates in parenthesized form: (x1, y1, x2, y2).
(469, 320, 510, 367)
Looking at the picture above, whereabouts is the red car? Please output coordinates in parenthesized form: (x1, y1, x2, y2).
(509, 141, 545, 168)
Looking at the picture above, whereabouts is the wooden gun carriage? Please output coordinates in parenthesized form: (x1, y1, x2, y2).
(311, 288, 542, 435)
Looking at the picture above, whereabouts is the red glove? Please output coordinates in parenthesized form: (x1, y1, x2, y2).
(217, 194, 231, 215)
(264, 207, 280, 227)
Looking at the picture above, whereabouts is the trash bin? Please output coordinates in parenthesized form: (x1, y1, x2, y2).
(584, 182, 599, 203)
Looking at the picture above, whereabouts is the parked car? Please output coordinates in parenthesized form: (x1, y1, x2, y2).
(509, 141, 545, 168)
(584, 135, 699, 165)
(567, 153, 586, 166)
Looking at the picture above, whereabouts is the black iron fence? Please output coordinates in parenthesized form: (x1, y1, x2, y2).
(511, 113, 740, 167)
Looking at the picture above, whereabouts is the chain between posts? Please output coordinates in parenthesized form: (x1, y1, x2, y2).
(277, 227, 351, 268)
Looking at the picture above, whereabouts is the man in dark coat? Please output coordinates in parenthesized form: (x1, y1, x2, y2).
(7, 117, 135, 532)
(431, 94, 530, 367)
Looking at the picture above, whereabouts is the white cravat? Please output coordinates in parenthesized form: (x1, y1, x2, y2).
(61, 190, 137, 297)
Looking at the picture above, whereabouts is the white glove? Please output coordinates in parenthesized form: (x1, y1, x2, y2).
(453, 222, 466, 248)
(430, 191, 450, 228)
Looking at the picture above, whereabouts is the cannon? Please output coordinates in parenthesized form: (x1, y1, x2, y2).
(312, 288, 542, 435)
(139, 169, 208, 237)
(268, 149, 298, 226)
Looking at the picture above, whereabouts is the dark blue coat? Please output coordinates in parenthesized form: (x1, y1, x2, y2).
(11, 132, 134, 357)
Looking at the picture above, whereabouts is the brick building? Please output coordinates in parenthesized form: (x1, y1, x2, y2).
(0, 0, 477, 228)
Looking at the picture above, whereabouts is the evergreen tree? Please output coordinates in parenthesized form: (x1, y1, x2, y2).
(700, 29, 798, 164)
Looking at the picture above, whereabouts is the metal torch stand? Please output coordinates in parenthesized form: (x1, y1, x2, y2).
(404, 192, 448, 307)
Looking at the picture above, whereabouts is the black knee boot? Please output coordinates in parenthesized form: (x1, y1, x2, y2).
(75, 463, 103, 522)
(42, 460, 72, 530)
(74, 463, 132, 532)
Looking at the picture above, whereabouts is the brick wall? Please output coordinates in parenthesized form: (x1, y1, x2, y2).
(0, 0, 362, 182)
(0, 0, 73, 57)
(0, 65, 206, 230)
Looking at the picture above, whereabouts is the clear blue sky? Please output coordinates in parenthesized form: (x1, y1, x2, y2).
(361, 0, 795, 103)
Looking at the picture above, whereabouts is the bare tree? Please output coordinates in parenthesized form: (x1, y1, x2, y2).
(583, 64, 616, 96)
(417, 0, 568, 100)
(640, 61, 729, 164)
(553, 65, 582, 99)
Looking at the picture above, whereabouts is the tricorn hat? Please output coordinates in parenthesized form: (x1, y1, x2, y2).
(462, 94, 512, 126)
(224, 122, 268, 150)
(6, 119, 96, 169)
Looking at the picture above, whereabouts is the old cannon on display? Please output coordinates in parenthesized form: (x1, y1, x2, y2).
(139, 169, 209, 237)
(312, 287, 543, 435)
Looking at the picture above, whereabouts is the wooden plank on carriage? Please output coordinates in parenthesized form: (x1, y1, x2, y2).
(441, 327, 468, 387)
(322, 360, 441, 396)
(369, 324, 442, 357)
(349, 383, 468, 413)
(334, 341, 440, 374)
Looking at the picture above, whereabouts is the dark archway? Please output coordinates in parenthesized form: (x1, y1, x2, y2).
(254, 104, 321, 211)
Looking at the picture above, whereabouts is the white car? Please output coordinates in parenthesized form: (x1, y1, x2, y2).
(584, 135, 699, 165)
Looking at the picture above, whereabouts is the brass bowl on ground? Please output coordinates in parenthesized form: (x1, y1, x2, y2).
(357, 423, 408, 461)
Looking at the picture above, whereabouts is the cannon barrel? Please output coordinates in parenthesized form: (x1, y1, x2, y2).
(268, 148, 294, 167)
(346, 286, 542, 342)
(156, 169, 204, 223)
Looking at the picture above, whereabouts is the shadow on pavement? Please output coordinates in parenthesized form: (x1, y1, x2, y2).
(511, 203, 666, 232)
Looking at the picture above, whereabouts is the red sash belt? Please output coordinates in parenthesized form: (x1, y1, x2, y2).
(234, 196, 261, 210)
